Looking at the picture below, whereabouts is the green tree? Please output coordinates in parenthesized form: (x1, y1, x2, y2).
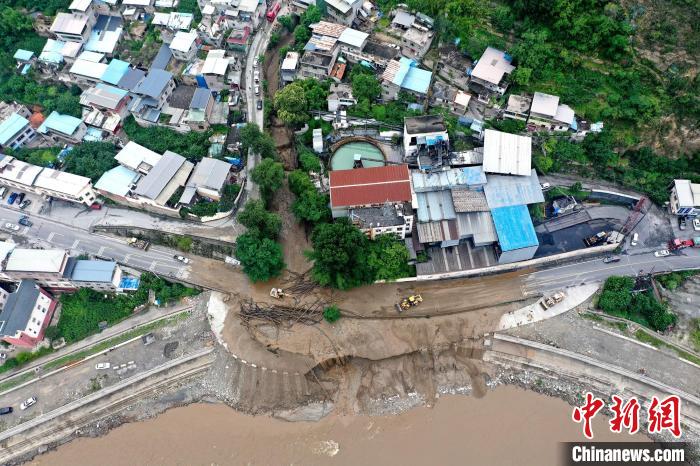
(300, 5, 321, 27)
(62, 142, 118, 182)
(351, 72, 381, 104)
(366, 235, 412, 281)
(292, 189, 330, 224)
(299, 79, 330, 111)
(278, 14, 295, 32)
(238, 199, 282, 239)
(274, 81, 309, 125)
(240, 123, 278, 159)
(299, 150, 322, 172)
(307, 218, 374, 289)
(323, 305, 341, 323)
(287, 169, 315, 195)
(294, 24, 311, 45)
(235, 233, 285, 282)
(252, 158, 285, 201)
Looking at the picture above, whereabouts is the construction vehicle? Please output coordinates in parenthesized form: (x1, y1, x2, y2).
(127, 237, 150, 251)
(668, 238, 694, 250)
(539, 292, 566, 310)
(269, 288, 285, 299)
(396, 294, 423, 313)
(583, 231, 608, 247)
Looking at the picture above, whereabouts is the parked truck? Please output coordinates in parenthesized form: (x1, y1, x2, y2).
(668, 238, 694, 250)
(539, 292, 566, 310)
(127, 237, 150, 251)
(583, 231, 608, 247)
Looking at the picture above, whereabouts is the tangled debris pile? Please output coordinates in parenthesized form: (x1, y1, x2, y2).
(239, 298, 326, 329)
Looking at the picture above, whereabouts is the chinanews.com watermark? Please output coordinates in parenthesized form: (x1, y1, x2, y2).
(563, 443, 687, 465)
(561, 392, 690, 465)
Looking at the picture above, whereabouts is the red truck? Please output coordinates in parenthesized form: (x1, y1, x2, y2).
(266, 2, 280, 21)
(668, 238, 694, 250)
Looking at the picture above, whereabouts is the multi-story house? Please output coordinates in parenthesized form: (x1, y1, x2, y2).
(0, 280, 58, 348)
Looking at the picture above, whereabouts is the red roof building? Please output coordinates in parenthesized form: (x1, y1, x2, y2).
(330, 165, 412, 210)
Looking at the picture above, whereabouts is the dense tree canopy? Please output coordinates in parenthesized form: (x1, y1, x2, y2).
(274, 82, 309, 125)
(292, 189, 331, 224)
(235, 233, 285, 282)
(307, 219, 374, 289)
(240, 123, 278, 159)
(238, 200, 282, 239)
(62, 142, 118, 182)
(123, 116, 211, 161)
(251, 159, 285, 202)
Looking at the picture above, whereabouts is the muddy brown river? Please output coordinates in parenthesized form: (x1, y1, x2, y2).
(32, 386, 646, 466)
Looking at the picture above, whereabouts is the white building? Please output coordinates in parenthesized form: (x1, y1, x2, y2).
(669, 179, 700, 217)
(481, 129, 532, 177)
(327, 83, 356, 112)
(0, 155, 97, 206)
(281, 51, 300, 83)
(469, 47, 515, 97)
(401, 25, 433, 59)
(325, 0, 363, 25)
(527, 92, 576, 131)
(403, 115, 449, 160)
(170, 30, 199, 62)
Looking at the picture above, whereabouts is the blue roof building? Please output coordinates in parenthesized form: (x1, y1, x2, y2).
(382, 57, 432, 96)
(66, 259, 122, 290)
(37, 111, 86, 143)
(101, 59, 130, 85)
(490, 204, 539, 264)
(95, 165, 140, 197)
(0, 113, 34, 149)
(14, 49, 35, 62)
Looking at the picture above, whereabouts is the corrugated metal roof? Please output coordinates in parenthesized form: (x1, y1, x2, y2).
(484, 169, 544, 208)
(338, 28, 368, 48)
(95, 165, 140, 196)
(451, 189, 489, 212)
(482, 129, 532, 176)
(0, 241, 16, 262)
(38, 111, 82, 136)
(0, 280, 41, 337)
(81, 84, 128, 109)
(118, 68, 146, 91)
(188, 157, 230, 190)
(392, 11, 415, 27)
(0, 113, 31, 145)
(151, 44, 172, 70)
(70, 260, 116, 282)
(133, 150, 186, 199)
(115, 141, 162, 171)
(201, 49, 228, 75)
(309, 21, 347, 38)
(51, 12, 89, 34)
(70, 59, 109, 79)
(411, 167, 485, 192)
(554, 104, 575, 125)
(190, 88, 212, 109)
(416, 219, 458, 243)
(416, 190, 455, 222)
(78, 51, 105, 63)
(102, 59, 130, 85)
(134, 69, 173, 98)
(330, 165, 412, 208)
(491, 205, 538, 252)
(13, 49, 34, 61)
(456, 211, 497, 244)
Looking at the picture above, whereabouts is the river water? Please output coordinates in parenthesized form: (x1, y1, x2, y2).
(32, 386, 646, 466)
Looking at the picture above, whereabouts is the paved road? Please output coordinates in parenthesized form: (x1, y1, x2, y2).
(526, 249, 700, 293)
(0, 205, 189, 279)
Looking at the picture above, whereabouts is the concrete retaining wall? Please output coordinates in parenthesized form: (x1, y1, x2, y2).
(399, 242, 620, 283)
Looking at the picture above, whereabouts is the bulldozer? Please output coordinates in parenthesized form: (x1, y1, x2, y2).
(269, 288, 285, 299)
(396, 294, 423, 313)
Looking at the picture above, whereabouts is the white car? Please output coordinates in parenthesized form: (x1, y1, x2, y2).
(95, 362, 111, 370)
(20, 396, 37, 410)
(630, 232, 639, 246)
(4, 222, 19, 231)
(174, 255, 190, 264)
(540, 182, 551, 190)
(253, 60, 258, 69)
(694, 218, 700, 231)
(254, 85, 260, 95)
(654, 249, 671, 257)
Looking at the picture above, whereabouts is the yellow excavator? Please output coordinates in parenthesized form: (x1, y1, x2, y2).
(396, 294, 423, 313)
